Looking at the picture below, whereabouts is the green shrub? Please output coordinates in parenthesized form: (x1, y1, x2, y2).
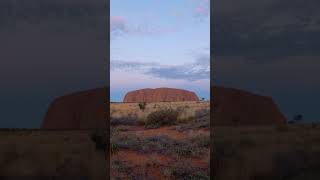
(110, 143, 119, 155)
(145, 108, 179, 129)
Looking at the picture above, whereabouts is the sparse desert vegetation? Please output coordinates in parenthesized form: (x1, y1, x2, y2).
(110, 101, 210, 179)
(0, 130, 107, 179)
(213, 124, 320, 180)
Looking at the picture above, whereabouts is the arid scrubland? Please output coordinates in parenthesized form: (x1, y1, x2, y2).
(213, 124, 320, 180)
(110, 101, 210, 125)
(0, 130, 106, 179)
(110, 101, 210, 179)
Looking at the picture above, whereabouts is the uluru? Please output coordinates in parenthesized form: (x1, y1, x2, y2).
(123, 87, 199, 102)
(41, 86, 286, 129)
(42, 87, 108, 129)
(212, 86, 286, 125)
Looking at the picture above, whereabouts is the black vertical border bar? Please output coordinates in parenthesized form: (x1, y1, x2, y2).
(210, 0, 214, 178)
(106, 0, 111, 179)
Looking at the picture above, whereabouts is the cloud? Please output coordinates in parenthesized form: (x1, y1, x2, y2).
(213, 0, 320, 120)
(0, 0, 107, 29)
(111, 60, 156, 71)
(213, 0, 320, 63)
(111, 53, 210, 81)
(195, 6, 209, 17)
(191, 0, 210, 21)
(110, 16, 177, 39)
(110, 16, 128, 37)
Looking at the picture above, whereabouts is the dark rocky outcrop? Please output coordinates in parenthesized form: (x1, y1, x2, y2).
(123, 88, 199, 102)
(42, 87, 108, 129)
(212, 86, 286, 125)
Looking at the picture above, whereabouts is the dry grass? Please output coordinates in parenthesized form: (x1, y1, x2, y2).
(110, 101, 210, 125)
(0, 130, 107, 179)
(213, 124, 320, 180)
(112, 133, 209, 157)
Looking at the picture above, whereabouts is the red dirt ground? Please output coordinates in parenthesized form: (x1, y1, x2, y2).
(111, 124, 209, 179)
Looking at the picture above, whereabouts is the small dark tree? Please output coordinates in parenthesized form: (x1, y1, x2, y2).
(293, 114, 303, 122)
(201, 97, 205, 101)
(138, 102, 147, 111)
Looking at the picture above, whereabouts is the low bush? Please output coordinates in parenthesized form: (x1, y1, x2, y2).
(110, 116, 138, 126)
(138, 102, 147, 111)
(145, 108, 179, 129)
(195, 108, 210, 118)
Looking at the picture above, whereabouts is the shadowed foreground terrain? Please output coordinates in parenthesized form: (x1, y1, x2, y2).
(110, 101, 210, 179)
(0, 130, 106, 179)
(213, 124, 320, 180)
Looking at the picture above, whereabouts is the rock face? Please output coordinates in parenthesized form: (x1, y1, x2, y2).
(212, 86, 286, 125)
(42, 86, 286, 129)
(123, 88, 199, 103)
(42, 87, 108, 129)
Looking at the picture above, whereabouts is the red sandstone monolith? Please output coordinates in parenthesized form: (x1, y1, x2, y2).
(212, 86, 286, 125)
(42, 87, 108, 129)
(42, 86, 286, 129)
(123, 88, 199, 102)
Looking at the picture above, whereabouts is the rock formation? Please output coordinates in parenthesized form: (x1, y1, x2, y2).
(42, 87, 108, 129)
(212, 86, 286, 125)
(41, 86, 286, 129)
(123, 88, 199, 103)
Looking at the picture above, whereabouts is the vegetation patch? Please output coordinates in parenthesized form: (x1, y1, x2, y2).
(113, 134, 209, 157)
(110, 116, 138, 126)
(176, 112, 210, 131)
(145, 108, 179, 129)
(138, 102, 147, 111)
(90, 128, 107, 151)
(163, 159, 209, 179)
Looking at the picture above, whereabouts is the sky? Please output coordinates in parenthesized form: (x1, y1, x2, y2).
(110, 0, 210, 102)
(213, 0, 320, 121)
(0, 0, 108, 128)
(1, 0, 319, 128)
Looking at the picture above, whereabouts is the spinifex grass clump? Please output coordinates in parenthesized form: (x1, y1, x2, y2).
(145, 108, 179, 129)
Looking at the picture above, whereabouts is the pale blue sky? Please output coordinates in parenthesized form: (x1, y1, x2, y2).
(110, 0, 210, 102)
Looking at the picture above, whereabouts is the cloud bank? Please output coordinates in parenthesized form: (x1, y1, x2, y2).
(111, 53, 210, 81)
